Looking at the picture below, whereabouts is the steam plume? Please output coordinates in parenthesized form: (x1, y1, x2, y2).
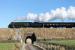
(14, 6, 75, 22)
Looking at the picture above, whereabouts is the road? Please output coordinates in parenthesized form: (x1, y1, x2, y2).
(21, 44, 44, 50)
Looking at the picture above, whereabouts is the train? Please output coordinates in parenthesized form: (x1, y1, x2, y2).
(8, 22, 75, 28)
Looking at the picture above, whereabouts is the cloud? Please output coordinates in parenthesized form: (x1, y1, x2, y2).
(67, 6, 75, 19)
(15, 6, 75, 22)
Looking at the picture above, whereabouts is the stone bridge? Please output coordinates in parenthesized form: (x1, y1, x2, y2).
(0, 28, 75, 41)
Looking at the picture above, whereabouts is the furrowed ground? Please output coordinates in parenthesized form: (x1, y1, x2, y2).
(1, 40, 75, 50)
(39, 40, 75, 47)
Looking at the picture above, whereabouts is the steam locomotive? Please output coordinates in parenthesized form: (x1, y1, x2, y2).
(8, 22, 75, 28)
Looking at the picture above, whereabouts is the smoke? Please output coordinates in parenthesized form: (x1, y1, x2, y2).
(51, 6, 75, 20)
(15, 6, 75, 22)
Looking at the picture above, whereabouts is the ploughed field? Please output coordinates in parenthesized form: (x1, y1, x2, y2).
(39, 39, 75, 47)
(0, 42, 44, 50)
(1, 40, 75, 50)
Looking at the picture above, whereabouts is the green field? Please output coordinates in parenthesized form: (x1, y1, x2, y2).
(39, 40, 75, 47)
(0, 43, 15, 50)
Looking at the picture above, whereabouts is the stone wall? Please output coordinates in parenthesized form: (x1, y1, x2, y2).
(0, 28, 75, 40)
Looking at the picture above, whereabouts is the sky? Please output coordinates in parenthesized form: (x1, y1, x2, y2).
(0, 0, 75, 28)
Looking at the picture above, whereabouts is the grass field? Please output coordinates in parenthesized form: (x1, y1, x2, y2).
(39, 40, 75, 47)
(0, 43, 15, 50)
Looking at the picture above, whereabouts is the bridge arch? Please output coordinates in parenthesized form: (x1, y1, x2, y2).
(25, 33, 36, 44)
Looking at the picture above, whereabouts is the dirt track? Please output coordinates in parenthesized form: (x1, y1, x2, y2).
(24, 44, 43, 50)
